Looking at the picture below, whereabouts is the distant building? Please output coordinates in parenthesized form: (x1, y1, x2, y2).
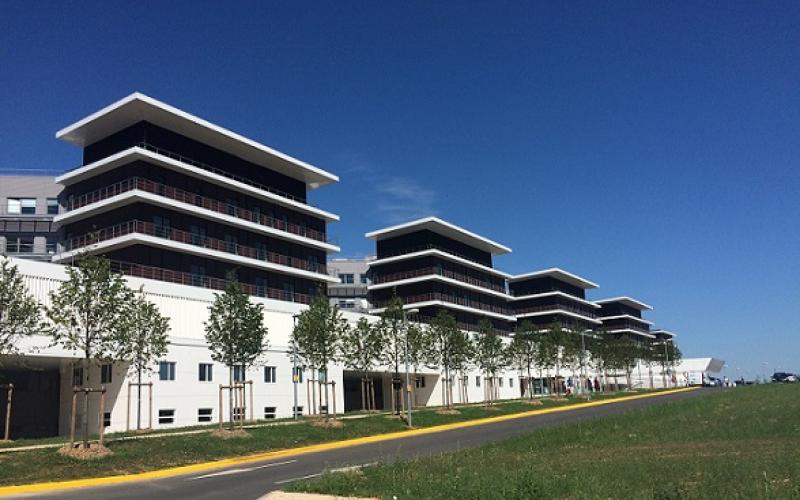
(0, 175, 61, 261)
(327, 257, 374, 312)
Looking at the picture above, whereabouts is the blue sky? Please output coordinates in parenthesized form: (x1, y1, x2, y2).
(2, 1, 798, 379)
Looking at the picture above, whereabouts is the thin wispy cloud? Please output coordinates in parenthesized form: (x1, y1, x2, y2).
(375, 177, 438, 224)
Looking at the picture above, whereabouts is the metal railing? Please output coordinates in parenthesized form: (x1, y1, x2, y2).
(108, 259, 315, 304)
(62, 220, 326, 275)
(372, 292, 513, 316)
(64, 177, 330, 243)
(135, 142, 312, 206)
(513, 303, 598, 319)
(372, 266, 506, 293)
(601, 321, 650, 333)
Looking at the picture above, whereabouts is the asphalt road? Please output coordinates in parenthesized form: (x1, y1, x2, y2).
(25, 389, 708, 500)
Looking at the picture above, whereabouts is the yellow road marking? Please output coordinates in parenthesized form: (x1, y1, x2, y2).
(0, 387, 697, 497)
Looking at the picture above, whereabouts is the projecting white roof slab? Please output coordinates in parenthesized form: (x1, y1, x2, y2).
(508, 268, 598, 289)
(56, 92, 338, 189)
(595, 296, 653, 311)
(365, 217, 512, 256)
(676, 357, 725, 373)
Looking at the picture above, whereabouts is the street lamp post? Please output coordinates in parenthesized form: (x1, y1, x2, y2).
(292, 314, 300, 420)
(404, 308, 419, 428)
(663, 339, 671, 388)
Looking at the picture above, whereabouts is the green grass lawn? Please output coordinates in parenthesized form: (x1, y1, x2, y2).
(0, 389, 641, 486)
(288, 384, 800, 499)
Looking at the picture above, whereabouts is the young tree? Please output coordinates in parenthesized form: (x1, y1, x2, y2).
(292, 294, 346, 417)
(339, 317, 381, 411)
(375, 293, 406, 414)
(47, 255, 135, 449)
(119, 288, 170, 430)
(473, 319, 504, 405)
(204, 276, 269, 429)
(559, 324, 585, 394)
(405, 322, 431, 406)
(616, 337, 641, 390)
(587, 329, 615, 391)
(0, 258, 41, 357)
(507, 320, 539, 398)
(534, 326, 559, 395)
(428, 310, 471, 410)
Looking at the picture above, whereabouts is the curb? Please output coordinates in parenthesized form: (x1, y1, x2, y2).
(0, 387, 697, 497)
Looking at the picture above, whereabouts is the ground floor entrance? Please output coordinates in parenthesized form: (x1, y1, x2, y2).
(0, 368, 60, 439)
(342, 371, 386, 412)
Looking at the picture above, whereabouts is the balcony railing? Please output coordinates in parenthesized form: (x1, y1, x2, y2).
(61, 220, 327, 275)
(135, 142, 313, 207)
(108, 259, 315, 304)
(508, 286, 585, 298)
(372, 266, 507, 294)
(601, 321, 651, 333)
(64, 177, 329, 243)
(513, 303, 598, 319)
(373, 292, 513, 316)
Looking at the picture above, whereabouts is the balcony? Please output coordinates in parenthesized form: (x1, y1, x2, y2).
(60, 220, 328, 276)
(371, 266, 507, 294)
(372, 291, 513, 317)
(135, 142, 310, 206)
(602, 321, 651, 334)
(108, 259, 315, 304)
(64, 177, 330, 244)
(514, 303, 599, 320)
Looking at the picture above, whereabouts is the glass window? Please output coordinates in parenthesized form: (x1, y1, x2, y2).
(72, 366, 84, 386)
(46, 198, 59, 215)
(264, 407, 277, 419)
(159, 361, 176, 381)
(6, 198, 21, 214)
(415, 376, 426, 388)
(199, 363, 213, 382)
(158, 409, 175, 424)
(233, 365, 246, 382)
(103, 412, 111, 427)
(101, 364, 113, 384)
(339, 273, 354, 284)
(476, 376, 481, 387)
(510, 378, 514, 387)
(264, 366, 276, 383)
(499, 377, 504, 387)
(360, 274, 369, 285)
(198, 408, 213, 423)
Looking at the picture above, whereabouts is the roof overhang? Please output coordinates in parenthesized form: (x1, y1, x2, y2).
(595, 296, 653, 311)
(365, 217, 511, 256)
(56, 92, 338, 189)
(651, 329, 676, 338)
(509, 268, 598, 289)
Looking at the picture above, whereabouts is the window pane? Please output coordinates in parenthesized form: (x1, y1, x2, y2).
(47, 198, 59, 214)
(7, 198, 21, 214)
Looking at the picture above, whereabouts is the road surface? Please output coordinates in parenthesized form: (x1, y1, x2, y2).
(21, 389, 707, 499)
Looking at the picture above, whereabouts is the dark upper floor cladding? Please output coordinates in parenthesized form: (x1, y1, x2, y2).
(598, 302, 643, 318)
(368, 255, 506, 292)
(375, 229, 493, 267)
(81, 121, 307, 202)
(508, 276, 586, 299)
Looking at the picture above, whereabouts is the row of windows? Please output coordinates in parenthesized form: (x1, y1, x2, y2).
(159, 362, 300, 384)
(157, 406, 305, 425)
(337, 273, 369, 285)
(475, 376, 514, 388)
(6, 197, 59, 215)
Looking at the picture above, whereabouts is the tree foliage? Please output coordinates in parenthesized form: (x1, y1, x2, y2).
(339, 317, 381, 377)
(428, 310, 472, 408)
(473, 319, 504, 378)
(0, 258, 41, 357)
(120, 288, 171, 378)
(204, 277, 269, 372)
(507, 320, 539, 397)
(291, 293, 346, 376)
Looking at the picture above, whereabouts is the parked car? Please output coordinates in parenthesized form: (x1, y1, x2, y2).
(772, 372, 798, 383)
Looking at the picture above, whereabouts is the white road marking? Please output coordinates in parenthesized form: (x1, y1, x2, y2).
(272, 462, 377, 486)
(188, 459, 297, 480)
(273, 472, 322, 485)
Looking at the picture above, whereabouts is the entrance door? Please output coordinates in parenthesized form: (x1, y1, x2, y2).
(0, 370, 60, 439)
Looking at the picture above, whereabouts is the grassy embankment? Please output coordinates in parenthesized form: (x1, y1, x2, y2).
(0, 389, 640, 486)
(289, 384, 800, 499)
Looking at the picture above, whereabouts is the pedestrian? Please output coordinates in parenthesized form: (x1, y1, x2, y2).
(593, 377, 600, 392)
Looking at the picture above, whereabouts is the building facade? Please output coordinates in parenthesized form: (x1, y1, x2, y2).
(596, 296, 655, 341)
(508, 268, 601, 331)
(327, 257, 374, 312)
(0, 175, 61, 261)
(366, 217, 515, 334)
(52, 93, 340, 303)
